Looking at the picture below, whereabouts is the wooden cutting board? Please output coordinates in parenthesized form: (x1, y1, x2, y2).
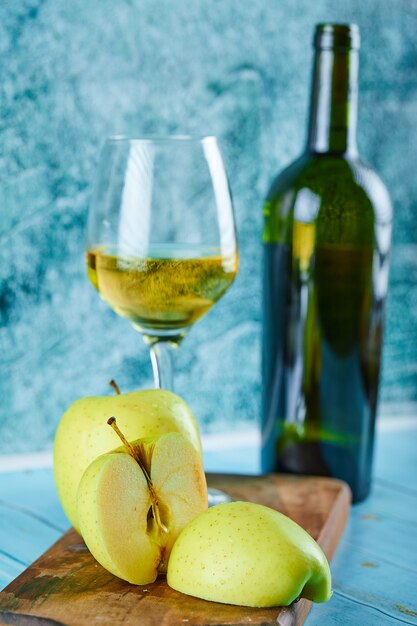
(0, 473, 350, 626)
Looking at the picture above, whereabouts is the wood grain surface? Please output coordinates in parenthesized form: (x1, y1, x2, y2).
(0, 473, 350, 626)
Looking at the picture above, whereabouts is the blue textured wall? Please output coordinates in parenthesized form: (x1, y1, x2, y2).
(2, 0, 417, 454)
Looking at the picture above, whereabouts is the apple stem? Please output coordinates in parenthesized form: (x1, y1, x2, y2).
(108, 379, 121, 395)
(107, 417, 138, 459)
(107, 417, 168, 535)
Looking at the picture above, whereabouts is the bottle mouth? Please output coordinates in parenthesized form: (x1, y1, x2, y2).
(314, 24, 360, 51)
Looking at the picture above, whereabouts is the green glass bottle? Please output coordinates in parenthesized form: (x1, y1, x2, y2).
(262, 24, 392, 502)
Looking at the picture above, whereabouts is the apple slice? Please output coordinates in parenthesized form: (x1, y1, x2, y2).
(77, 421, 207, 585)
(167, 501, 332, 607)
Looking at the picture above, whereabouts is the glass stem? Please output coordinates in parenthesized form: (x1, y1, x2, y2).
(149, 341, 176, 391)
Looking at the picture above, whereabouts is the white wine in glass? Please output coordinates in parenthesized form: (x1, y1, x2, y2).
(87, 136, 238, 388)
(86, 244, 237, 337)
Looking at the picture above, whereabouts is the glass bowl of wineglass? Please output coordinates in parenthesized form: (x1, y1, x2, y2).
(86, 136, 238, 500)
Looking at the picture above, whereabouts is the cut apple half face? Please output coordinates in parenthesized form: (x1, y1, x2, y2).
(77, 421, 208, 585)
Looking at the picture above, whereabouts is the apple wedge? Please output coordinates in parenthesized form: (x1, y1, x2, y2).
(167, 501, 332, 607)
(77, 422, 208, 585)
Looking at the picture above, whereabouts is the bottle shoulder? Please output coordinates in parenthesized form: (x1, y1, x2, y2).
(265, 153, 392, 222)
(263, 153, 392, 246)
(348, 157, 392, 223)
(266, 154, 311, 199)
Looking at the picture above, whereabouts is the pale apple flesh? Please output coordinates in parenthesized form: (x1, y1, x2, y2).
(167, 501, 332, 607)
(54, 389, 202, 532)
(77, 431, 208, 585)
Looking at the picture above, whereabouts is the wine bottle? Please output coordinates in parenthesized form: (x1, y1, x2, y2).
(262, 24, 392, 502)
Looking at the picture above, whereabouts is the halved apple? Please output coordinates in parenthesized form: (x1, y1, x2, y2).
(54, 387, 202, 532)
(77, 423, 208, 585)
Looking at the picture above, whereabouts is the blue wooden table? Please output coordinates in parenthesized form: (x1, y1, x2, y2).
(0, 416, 416, 625)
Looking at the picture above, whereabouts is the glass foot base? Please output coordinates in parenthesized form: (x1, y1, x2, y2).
(208, 487, 233, 507)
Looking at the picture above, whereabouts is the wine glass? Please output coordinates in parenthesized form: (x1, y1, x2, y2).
(86, 136, 238, 500)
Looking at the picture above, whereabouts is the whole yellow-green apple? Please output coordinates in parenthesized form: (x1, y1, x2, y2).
(167, 501, 332, 607)
(77, 428, 208, 584)
(54, 388, 202, 532)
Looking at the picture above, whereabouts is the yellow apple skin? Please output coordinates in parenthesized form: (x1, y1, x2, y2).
(77, 432, 207, 585)
(167, 501, 332, 607)
(54, 389, 202, 532)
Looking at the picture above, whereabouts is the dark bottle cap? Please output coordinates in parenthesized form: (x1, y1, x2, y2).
(314, 24, 360, 51)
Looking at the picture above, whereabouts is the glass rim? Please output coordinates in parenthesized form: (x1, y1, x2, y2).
(106, 134, 218, 145)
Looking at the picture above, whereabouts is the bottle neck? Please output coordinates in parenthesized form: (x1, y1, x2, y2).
(307, 48, 359, 156)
